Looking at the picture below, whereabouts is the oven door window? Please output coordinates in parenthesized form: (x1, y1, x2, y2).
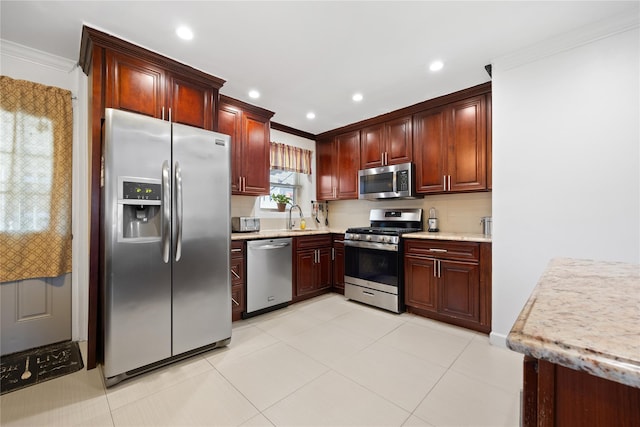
(345, 244, 398, 287)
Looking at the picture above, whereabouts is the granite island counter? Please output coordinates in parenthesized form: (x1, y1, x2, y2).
(506, 258, 640, 426)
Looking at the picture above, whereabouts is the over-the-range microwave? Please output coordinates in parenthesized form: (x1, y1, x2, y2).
(358, 162, 421, 200)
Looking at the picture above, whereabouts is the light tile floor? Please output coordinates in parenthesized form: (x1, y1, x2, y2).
(1, 293, 523, 426)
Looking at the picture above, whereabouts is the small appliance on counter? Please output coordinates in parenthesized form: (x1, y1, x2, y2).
(427, 207, 439, 232)
(232, 216, 260, 232)
(481, 216, 492, 236)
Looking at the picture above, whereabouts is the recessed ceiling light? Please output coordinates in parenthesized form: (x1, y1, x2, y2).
(248, 90, 260, 99)
(306, 112, 316, 120)
(176, 26, 194, 40)
(352, 93, 363, 102)
(429, 60, 444, 72)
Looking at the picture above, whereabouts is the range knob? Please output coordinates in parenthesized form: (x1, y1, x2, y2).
(366, 235, 372, 241)
(352, 234, 360, 240)
(383, 236, 391, 243)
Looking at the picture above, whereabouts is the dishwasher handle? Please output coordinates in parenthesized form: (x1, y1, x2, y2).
(252, 242, 291, 250)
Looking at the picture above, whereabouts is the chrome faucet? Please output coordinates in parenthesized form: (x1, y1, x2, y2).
(288, 204, 302, 229)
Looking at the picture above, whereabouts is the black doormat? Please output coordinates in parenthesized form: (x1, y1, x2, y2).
(0, 340, 84, 395)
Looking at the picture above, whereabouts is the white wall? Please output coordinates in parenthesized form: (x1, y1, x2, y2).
(491, 20, 639, 346)
(0, 40, 90, 342)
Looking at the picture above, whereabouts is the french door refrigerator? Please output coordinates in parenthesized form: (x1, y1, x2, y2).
(102, 108, 231, 386)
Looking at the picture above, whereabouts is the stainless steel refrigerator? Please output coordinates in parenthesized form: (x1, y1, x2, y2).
(102, 108, 231, 386)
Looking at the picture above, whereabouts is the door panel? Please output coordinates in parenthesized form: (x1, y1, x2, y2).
(171, 123, 231, 354)
(413, 108, 447, 193)
(169, 75, 212, 130)
(448, 97, 486, 191)
(404, 256, 437, 312)
(438, 260, 480, 322)
(102, 109, 172, 377)
(106, 51, 163, 118)
(0, 275, 71, 355)
(241, 112, 270, 195)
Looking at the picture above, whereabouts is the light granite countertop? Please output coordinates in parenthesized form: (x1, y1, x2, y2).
(403, 231, 492, 243)
(231, 228, 342, 240)
(232, 229, 491, 242)
(506, 258, 640, 388)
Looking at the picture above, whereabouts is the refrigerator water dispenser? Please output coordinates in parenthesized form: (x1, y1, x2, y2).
(122, 204, 161, 239)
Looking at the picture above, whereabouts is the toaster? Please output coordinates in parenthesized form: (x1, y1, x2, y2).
(232, 217, 260, 232)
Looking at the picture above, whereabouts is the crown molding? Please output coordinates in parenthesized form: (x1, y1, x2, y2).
(0, 39, 77, 73)
(493, 12, 639, 73)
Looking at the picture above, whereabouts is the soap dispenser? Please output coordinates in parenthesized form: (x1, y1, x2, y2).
(428, 207, 439, 232)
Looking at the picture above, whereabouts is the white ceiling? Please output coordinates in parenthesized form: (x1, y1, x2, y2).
(1, 1, 637, 135)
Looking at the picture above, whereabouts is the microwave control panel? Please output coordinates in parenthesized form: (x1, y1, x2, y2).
(397, 170, 409, 192)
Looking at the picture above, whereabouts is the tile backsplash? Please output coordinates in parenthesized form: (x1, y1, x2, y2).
(232, 192, 491, 233)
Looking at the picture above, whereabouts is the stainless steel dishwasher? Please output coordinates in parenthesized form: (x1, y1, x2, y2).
(246, 238, 292, 316)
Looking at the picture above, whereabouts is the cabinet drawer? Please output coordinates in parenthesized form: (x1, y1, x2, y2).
(230, 257, 244, 286)
(231, 241, 244, 258)
(295, 235, 332, 250)
(404, 239, 479, 262)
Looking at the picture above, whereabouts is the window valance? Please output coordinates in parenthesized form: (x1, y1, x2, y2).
(270, 142, 312, 175)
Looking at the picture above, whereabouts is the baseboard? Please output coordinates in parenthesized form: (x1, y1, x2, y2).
(489, 331, 508, 348)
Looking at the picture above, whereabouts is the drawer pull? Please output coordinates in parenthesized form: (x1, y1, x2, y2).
(231, 248, 242, 253)
(428, 248, 448, 253)
(231, 297, 239, 306)
(231, 269, 240, 279)
(363, 291, 375, 296)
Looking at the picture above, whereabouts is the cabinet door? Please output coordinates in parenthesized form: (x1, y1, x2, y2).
(438, 260, 480, 322)
(335, 130, 360, 199)
(218, 104, 243, 193)
(332, 241, 345, 292)
(167, 74, 213, 130)
(240, 112, 270, 195)
(316, 138, 336, 200)
(447, 96, 486, 192)
(317, 248, 333, 291)
(105, 50, 164, 118)
(360, 124, 384, 169)
(413, 107, 447, 193)
(404, 256, 438, 312)
(385, 115, 412, 165)
(295, 250, 317, 297)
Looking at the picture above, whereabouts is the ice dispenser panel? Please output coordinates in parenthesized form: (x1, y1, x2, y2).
(119, 179, 162, 240)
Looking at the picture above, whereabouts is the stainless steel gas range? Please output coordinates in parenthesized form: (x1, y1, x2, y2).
(344, 208, 423, 313)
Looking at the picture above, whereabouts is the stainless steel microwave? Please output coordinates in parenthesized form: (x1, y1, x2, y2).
(358, 162, 420, 200)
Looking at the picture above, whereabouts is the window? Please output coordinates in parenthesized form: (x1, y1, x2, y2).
(0, 76, 73, 282)
(0, 110, 54, 232)
(259, 169, 298, 209)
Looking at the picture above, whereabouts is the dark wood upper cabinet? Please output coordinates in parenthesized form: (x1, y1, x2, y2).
(414, 95, 487, 193)
(105, 50, 164, 118)
(102, 45, 220, 131)
(316, 131, 360, 201)
(361, 115, 412, 169)
(168, 73, 215, 130)
(218, 96, 274, 196)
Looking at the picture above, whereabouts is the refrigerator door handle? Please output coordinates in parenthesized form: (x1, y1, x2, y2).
(174, 161, 183, 262)
(161, 160, 171, 263)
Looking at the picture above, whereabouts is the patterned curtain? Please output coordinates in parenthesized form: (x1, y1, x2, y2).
(0, 76, 73, 282)
(270, 142, 312, 175)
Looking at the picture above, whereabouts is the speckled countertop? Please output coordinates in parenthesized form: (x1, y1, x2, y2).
(231, 228, 342, 240)
(403, 231, 491, 243)
(232, 229, 491, 242)
(506, 258, 640, 388)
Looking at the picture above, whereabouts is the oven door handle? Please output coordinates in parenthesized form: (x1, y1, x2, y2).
(344, 240, 398, 252)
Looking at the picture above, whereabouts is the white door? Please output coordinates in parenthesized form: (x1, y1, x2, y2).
(0, 274, 71, 355)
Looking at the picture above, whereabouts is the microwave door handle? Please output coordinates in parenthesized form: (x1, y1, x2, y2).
(392, 171, 397, 193)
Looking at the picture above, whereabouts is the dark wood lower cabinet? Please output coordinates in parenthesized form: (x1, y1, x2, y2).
(230, 241, 246, 321)
(332, 234, 345, 294)
(523, 356, 640, 427)
(293, 235, 332, 302)
(404, 239, 491, 333)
